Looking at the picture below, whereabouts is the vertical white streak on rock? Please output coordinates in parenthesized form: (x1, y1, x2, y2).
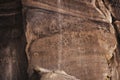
(8, 58, 12, 80)
(57, 0, 63, 70)
(5, 46, 13, 80)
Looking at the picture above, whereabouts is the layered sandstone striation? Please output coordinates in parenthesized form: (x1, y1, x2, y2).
(22, 0, 119, 80)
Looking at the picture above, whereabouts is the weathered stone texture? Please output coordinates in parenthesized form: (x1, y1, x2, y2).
(30, 67, 80, 80)
(0, 0, 28, 80)
(22, 0, 112, 22)
(22, 0, 120, 80)
(104, 1, 120, 80)
(103, 0, 120, 20)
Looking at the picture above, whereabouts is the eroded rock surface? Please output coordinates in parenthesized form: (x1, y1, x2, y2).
(22, 0, 119, 80)
(30, 67, 80, 80)
(103, 0, 120, 20)
(104, 1, 120, 80)
(0, 0, 28, 80)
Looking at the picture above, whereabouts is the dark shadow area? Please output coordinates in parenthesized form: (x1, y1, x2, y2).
(0, 0, 28, 80)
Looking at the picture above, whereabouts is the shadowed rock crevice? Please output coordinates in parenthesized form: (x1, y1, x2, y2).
(102, 0, 120, 80)
(111, 19, 120, 80)
(0, 0, 28, 80)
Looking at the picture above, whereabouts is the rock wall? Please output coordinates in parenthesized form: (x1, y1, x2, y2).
(23, 0, 120, 80)
(0, 0, 120, 80)
(0, 0, 28, 80)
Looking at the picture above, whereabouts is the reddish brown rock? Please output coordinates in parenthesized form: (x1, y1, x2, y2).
(103, 0, 120, 20)
(23, 0, 118, 80)
(22, 0, 111, 22)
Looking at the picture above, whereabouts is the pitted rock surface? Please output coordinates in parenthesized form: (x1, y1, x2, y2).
(22, 0, 119, 80)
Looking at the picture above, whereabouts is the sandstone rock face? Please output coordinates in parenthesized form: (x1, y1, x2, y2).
(103, 1, 120, 80)
(22, 0, 120, 80)
(104, 0, 120, 20)
(0, 0, 28, 80)
(30, 67, 80, 80)
(23, 0, 112, 22)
